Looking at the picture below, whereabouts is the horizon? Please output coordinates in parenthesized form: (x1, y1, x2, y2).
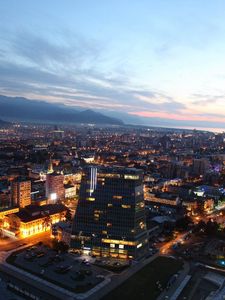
(1, 1, 225, 130)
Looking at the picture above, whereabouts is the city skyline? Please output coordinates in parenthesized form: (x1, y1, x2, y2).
(0, 118, 225, 299)
(1, 1, 225, 130)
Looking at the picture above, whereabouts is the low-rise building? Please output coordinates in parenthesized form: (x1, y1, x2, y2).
(3, 204, 67, 237)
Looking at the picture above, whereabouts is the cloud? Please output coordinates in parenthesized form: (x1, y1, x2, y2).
(0, 29, 225, 130)
(191, 93, 225, 106)
(0, 29, 186, 113)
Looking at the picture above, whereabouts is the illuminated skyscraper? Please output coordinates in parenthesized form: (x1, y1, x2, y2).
(45, 173, 65, 203)
(71, 166, 148, 259)
(11, 178, 31, 208)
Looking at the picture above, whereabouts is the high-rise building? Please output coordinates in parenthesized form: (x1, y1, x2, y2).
(45, 172, 65, 203)
(70, 166, 148, 260)
(11, 178, 31, 208)
(193, 158, 210, 176)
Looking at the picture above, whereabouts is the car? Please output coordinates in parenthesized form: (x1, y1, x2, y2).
(36, 252, 45, 258)
(40, 260, 53, 267)
(96, 275, 105, 279)
(85, 270, 92, 275)
(19, 243, 26, 246)
(55, 265, 72, 274)
(166, 274, 178, 289)
(24, 254, 34, 261)
(30, 246, 37, 250)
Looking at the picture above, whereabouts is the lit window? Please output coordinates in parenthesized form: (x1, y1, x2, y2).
(86, 197, 95, 201)
(108, 203, 113, 207)
(110, 243, 115, 248)
(113, 195, 122, 199)
(101, 239, 136, 246)
(124, 175, 139, 180)
(122, 204, 131, 209)
(139, 221, 145, 229)
(119, 244, 124, 249)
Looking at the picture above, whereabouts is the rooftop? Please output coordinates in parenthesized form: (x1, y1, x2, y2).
(13, 204, 67, 223)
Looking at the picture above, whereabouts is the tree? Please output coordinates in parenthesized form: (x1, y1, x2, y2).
(65, 209, 72, 221)
(42, 215, 51, 231)
(176, 216, 192, 230)
(52, 240, 69, 253)
(205, 220, 219, 236)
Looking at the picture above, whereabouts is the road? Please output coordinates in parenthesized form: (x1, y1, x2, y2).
(0, 231, 51, 251)
(0, 229, 194, 300)
(157, 260, 190, 300)
(159, 232, 188, 255)
(193, 208, 225, 224)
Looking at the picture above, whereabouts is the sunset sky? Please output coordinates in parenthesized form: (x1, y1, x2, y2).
(1, 1, 225, 130)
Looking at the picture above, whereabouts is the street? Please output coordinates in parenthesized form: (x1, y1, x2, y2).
(0, 231, 51, 251)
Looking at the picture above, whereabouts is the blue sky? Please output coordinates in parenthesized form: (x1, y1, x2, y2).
(1, 0, 225, 130)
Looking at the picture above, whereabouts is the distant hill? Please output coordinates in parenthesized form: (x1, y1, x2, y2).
(0, 118, 11, 127)
(0, 95, 123, 125)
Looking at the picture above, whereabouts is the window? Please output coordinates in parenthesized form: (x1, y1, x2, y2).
(86, 197, 95, 201)
(113, 195, 122, 199)
(102, 239, 136, 246)
(119, 244, 124, 249)
(139, 221, 145, 229)
(124, 175, 139, 180)
(122, 204, 131, 209)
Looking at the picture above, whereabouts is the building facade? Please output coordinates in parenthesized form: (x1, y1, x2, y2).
(71, 166, 148, 259)
(11, 178, 31, 208)
(3, 204, 67, 237)
(45, 173, 65, 203)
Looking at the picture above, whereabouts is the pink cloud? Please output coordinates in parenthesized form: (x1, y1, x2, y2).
(129, 111, 225, 123)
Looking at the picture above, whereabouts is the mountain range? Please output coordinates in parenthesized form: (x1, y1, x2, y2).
(0, 118, 10, 127)
(0, 95, 123, 125)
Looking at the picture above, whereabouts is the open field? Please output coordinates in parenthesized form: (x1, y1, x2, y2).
(101, 256, 183, 300)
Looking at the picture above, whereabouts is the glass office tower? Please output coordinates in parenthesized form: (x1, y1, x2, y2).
(70, 166, 148, 259)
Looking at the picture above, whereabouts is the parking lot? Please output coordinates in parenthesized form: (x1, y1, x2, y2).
(7, 244, 110, 293)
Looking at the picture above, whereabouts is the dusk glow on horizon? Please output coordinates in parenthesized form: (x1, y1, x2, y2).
(1, 0, 225, 130)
